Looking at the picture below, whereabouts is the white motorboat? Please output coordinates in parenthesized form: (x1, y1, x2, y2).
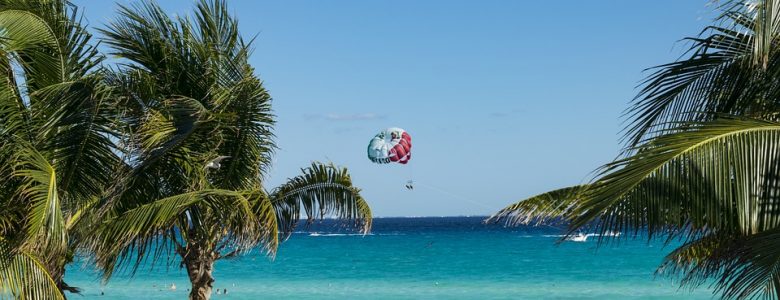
(567, 233, 588, 242)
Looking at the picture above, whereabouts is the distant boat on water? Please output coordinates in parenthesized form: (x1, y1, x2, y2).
(567, 233, 588, 242)
(565, 231, 621, 242)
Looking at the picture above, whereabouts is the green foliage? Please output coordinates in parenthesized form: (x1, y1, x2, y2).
(0, 0, 117, 297)
(90, 189, 265, 279)
(492, 1, 780, 299)
(486, 186, 584, 227)
(0, 239, 62, 300)
(13, 144, 66, 261)
(86, 2, 372, 295)
(0, 1, 371, 299)
(272, 162, 372, 238)
(623, 0, 780, 147)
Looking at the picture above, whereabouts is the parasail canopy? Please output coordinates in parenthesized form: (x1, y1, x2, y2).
(367, 127, 411, 164)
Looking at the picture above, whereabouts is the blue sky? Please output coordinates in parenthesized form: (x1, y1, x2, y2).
(73, 0, 717, 217)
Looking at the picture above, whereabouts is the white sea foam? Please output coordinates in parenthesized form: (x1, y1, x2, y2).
(309, 233, 372, 237)
(307, 233, 406, 237)
(539, 232, 621, 238)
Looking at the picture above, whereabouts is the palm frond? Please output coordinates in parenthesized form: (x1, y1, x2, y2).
(659, 228, 780, 300)
(0, 239, 62, 300)
(11, 144, 66, 258)
(238, 190, 278, 257)
(271, 162, 372, 239)
(32, 76, 121, 208)
(0, 0, 102, 86)
(0, 8, 64, 86)
(572, 117, 780, 239)
(209, 76, 275, 190)
(89, 189, 256, 279)
(486, 185, 586, 226)
(623, 1, 780, 148)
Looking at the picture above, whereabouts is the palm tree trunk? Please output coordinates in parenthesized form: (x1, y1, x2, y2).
(184, 244, 217, 300)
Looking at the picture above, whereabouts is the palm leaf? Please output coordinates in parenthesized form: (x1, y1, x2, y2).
(89, 189, 256, 279)
(209, 76, 275, 190)
(0, 239, 62, 300)
(271, 162, 372, 238)
(243, 190, 278, 256)
(623, 1, 780, 148)
(659, 228, 780, 300)
(11, 144, 65, 258)
(486, 185, 586, 226)
(571, 117, 780, 240)
(33, 76, 121, 207)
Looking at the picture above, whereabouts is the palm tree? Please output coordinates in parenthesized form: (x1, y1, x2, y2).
(491, 1, 780, 299)
(85, 1, 371, 299)
(0, 0, 119, 298)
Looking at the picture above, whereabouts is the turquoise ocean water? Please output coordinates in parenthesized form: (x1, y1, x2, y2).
(66, 217, 713, 299)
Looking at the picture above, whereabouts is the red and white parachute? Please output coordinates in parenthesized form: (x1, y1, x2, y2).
(367, 127, 412, 164)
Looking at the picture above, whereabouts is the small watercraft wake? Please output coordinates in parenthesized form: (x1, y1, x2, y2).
(565, 231, 621, 242)
(566, 233, 589, 242)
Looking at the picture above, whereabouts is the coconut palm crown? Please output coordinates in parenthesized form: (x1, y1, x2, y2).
(83, 1, 371, 300)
